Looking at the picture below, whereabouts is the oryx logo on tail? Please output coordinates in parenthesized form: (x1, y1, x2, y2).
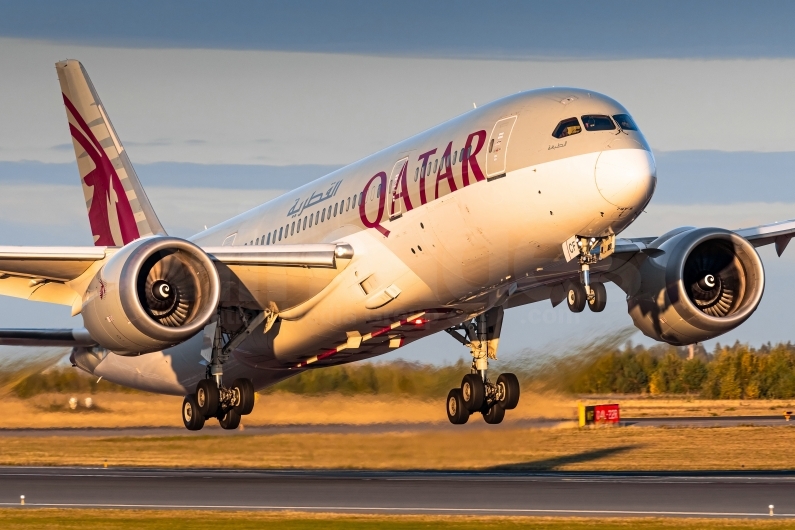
(63, 94, 139, 246)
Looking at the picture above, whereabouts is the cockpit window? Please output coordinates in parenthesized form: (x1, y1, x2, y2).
(612, 113, 638, 131)
(552, 117, 582, 139)
(581, 115, 616, 131)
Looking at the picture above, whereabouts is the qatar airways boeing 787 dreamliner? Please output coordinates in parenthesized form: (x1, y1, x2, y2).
(0, 60, 787, 429)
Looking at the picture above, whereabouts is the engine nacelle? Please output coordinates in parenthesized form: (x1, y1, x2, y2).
(82, 236, 221, 355)
(627, 227, 764, 345)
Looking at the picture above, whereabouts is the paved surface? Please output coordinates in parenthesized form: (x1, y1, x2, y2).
(1, 467, 795, 518)
(0, 415, 792, 437)
(624, 415, 795, 428)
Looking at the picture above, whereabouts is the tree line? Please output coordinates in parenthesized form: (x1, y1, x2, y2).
(530, 341, 795, 399)
(12, 340, 795, 399)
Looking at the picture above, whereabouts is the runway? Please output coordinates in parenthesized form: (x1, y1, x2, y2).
(0, 415, 791, 437)
(2, 467, 795, 518)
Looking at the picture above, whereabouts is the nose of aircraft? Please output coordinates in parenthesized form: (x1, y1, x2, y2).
(594, 148, 656, 209)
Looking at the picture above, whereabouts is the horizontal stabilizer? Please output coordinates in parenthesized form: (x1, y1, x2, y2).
(0, 328, 96, 347)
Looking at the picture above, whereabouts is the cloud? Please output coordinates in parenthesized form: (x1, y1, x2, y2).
(6, 40, 795, 166)
(1, 2, 794, 61)
(50, 143, 73, 151)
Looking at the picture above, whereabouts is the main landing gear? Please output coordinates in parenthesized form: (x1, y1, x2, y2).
(444, 306, 520, 425)
(182, 308, 275, 431)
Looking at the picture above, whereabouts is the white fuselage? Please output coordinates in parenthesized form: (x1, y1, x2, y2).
(91, 87, 657, 394)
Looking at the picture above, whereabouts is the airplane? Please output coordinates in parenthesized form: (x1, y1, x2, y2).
(0, 59, 790, 430)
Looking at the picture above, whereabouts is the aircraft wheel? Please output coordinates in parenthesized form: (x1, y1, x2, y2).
(482, 403, 505, 424)
(567, 283, 587, 313)
(196, 380, 220, 418)
(182, 394, 205, 431)
(231, 378, 255, 415)
(588, 282, 607, 312)
(461, 374, 485, 412)
(446, 388, 469, 425)
(496, 373, 521, 410)
(218, 408, 241, 430)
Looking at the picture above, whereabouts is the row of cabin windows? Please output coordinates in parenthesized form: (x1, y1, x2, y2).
(413, 146, 472, 182)
(245, 191, 366, 246)
(551, 113, 638, 139)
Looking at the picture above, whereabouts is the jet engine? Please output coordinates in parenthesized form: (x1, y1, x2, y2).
(626, 227, 764, 345)
(82, 237, 220, 355)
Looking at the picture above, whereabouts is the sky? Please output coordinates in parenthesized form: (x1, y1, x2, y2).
(2, 2, 795, 364)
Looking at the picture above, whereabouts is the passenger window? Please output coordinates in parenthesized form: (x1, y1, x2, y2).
(453, 150, 458, 164)
(256, 237, 259, 245)
(353, 194, 358, 208)
(296, 221, 300, 233)
(322, 209, 325, 222)
(552, 118, 582, 138)
(613, 113, 638, 131)
(581, 115, 616, 131)
(303, 216, 307, 230)
(433, 159, 437, 173)
(334, 203, 338, 217)
(291, 222, 295, 236)
(346, 197, 350, 211)
(267, 233, 271, 245)
(415, 167, 419, 182)
(278, 227, 283, 241)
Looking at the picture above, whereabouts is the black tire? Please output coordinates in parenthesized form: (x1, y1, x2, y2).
(461, 373, 485, 412)
(219, 408, 241, 430)
(496, 373, 521, 410)
(588, 282, 607, 312)
(196, 380, 219, 418)
(482, 403, 505, 424)
(567, 283, 586, 313)
(446, 388, 469, 425)
(182, 394, 205, 431)
(231, 378, 255, 415)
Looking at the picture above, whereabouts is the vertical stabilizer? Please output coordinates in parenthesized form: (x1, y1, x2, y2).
(56, 60, 166, 246)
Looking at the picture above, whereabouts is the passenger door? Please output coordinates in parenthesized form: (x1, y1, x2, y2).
(388, 157, 409, 219)
(486, 116, 517, 179)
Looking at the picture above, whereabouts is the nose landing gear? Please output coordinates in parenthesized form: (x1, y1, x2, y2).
(444, 306, 521, 425)
(565, 235, 612, 313)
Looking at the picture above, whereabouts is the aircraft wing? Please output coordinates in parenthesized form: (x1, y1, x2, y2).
(0, 242, 353, 350)
(0, 242, 353, 312)
(504, 218, 795, 311)
(614, 218, 795, 256)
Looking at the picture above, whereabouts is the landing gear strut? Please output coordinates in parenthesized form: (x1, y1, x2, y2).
(444, 306, 520, 425)
(181, 307, 275, 431)
(566, 236, 611, 313)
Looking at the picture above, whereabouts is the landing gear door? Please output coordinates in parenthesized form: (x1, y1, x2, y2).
(486, 116, 517, 179)
(388, 157, 409, 220)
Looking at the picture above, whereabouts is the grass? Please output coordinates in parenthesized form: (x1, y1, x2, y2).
(3, 392, 794, 430)
(1, 425, 794, 471)
(1, 510, 794, 530)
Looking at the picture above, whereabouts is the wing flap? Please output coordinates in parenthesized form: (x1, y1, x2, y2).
(208, 244, 354, 313)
